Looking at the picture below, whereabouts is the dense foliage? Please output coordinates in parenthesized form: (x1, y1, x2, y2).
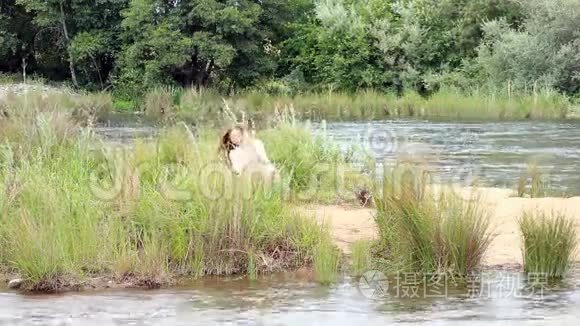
(1, 0, 578, 96)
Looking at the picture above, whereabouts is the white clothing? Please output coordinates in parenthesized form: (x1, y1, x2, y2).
(229, 139, 277, 179)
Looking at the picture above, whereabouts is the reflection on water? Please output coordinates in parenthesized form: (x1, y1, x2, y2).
(1, 273, 580, 325)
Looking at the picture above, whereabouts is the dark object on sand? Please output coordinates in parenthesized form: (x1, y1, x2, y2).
(355, 187, 373, 207)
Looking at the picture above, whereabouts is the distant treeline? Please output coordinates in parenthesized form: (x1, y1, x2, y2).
(1, 0, 578, 98)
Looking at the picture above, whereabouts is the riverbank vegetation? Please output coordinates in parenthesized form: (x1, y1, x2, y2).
(2, 90, 580, 292)
(165, 87, 572, 122)
(1, 0, 578, 120)
(0, 97, 346, 292)
(516, 164, 548, 198)
(350, 240, 373, 277)
(372, 168, 493, 277)
(1, 85, 573, 126)
(519, 211, 578, 279)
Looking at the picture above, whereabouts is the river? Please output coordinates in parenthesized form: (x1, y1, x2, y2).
(313, 119, 580, 195)
(2, 272, 580, 325)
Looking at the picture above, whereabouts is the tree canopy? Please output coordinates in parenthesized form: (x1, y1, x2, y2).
(1, 0, 578, 96)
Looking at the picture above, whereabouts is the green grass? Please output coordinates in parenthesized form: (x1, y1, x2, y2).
(519, 211, 577, 279)
(113, 99, 137, 112)
(162, 87, 572, 123)
(409, 88, 569, 120)
(0, 73, 50, 85)
(0, 101, 339, 291)
(259, 120, 372, 204)
(0, 89, 112, 130)
(372, 166, 493, 276)
(313, 234, 341, 285)
(515, 164, 548, 198)
(350, 240, 373, 276)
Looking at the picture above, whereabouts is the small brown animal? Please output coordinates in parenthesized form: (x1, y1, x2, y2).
(355, 187, 373, 207)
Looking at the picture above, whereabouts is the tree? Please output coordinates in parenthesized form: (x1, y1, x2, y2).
(280, 0, 391, 91)
(115, 0, 306, 94)
(371, 0, 523, 93)
(477, 0, 580, 94)
(13, 0, 127, 88)
(16, 0, 80, 86)
(281, 0, 523, 93)
(0, 1, 37, 80)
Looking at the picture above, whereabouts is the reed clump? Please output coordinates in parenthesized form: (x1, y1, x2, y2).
(170, 87, 570, 123)
(350, 240, 373, 276)
(372, 166, 493, 277)
(516, 164, 547, 198)
(259, 120, 371, 204)
(313, 233, 341, 285)
(0, 99, 339, 292)
(143, 86, 176, 121)
(519, 211, 577, 279)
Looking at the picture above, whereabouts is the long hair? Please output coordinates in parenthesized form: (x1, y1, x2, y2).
(219, 124, 247, 166)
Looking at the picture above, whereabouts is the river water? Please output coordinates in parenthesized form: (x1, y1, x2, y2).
(2, 272, 580, 325)
(3, 118, 579, 324)
(311, 119, 580, 195)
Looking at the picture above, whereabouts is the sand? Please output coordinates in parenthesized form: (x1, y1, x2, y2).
(300, 187, 580, 267)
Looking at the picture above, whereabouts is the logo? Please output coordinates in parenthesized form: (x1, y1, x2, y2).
(358, 270, 389, 299)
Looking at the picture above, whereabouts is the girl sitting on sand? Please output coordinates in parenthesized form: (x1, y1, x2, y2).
(220, 125, 278, 182)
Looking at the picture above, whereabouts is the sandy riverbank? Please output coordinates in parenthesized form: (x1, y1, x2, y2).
(301, 187, 580, 267)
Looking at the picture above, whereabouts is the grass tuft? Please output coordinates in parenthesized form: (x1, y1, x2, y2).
(143, 86, 176, 121)
(519, 211, 577, 279)
(373, 166, 493, 276)
(350, 240, 373, 276)
(313, 234, 341, 285)
(515, 164, 548, 198)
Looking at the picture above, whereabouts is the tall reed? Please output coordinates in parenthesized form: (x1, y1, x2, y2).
(0, 100, 337, 291)
(313, 234, 341, 285)
(171, 87, 570, 123)
(519, 211, 577, 279)
(350, 240, 373, 276)
(259, 122, 369, 204)
(373, 166, 493, 276)
(515, 164, 547, 198)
